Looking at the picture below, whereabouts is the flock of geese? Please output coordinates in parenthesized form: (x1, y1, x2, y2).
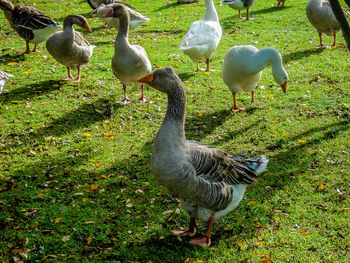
(0, 0, 348, 247)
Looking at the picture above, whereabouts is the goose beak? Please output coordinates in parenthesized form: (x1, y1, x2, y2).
(138, 73, 153, 85)
(83, 22, 92, 32)
(103, 9, 114, 18)
(281, 81, 287, 93)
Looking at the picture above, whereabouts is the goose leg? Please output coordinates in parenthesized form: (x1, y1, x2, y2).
(331, 33, 337, 47)
(317, 32, 325, 48)
(20, 40, 31, 54)
(232, 91, 245, 111)
(205, 58, 210, 72)
(72, 66, 81, 82)
(246, 8, 255, 20)
(281, 1, 285, 7)
(172, 217, 198, 236)
(190, 215, 214, 247)
(137, 83, 152, 103)
(251, 90, 264, 107)
(238, 10, 242, 19)
(62, 67, 74, 81)
(32, 44, 38, 52)
(120, 84, 132, 104)
(277, 1, 281, 7)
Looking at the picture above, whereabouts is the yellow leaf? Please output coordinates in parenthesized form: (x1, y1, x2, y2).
(270, 134, 277, 137)
(225, 116, 230, 120)
(301, 105, 310, 110)
(300, 230, 308, 235)
(319, 183, 325, 190)
(247, 201, 257, 206)
(55, 217, 64, 223)
(268, 94, 275, 99)
(23, 71, 29, 76)
(83, 133, 91, 137)
(86, 235, 93, 245)
(261, 258, 272, 263)
(271, 120, 279, 123)
(282, 132, 287, 136)
(196, 121, 205, 125)
(256, 240, 264, 246)
(95, 161, 101, 167)
(346, 140, 350, 144)
(37, 193, 47, 199)
(298, 139, 307, 144)
(237, 242, 244, 248)
(204, 72, 210, 75)
(197, 113, 204, 117)
(100, 175, 109, 179)
(82, 198, 89, 202)
(7, 62, 18, 66)
(274, 216, 281, 221)
(90, 184, 99, 190)
(11, 100, 22, 104)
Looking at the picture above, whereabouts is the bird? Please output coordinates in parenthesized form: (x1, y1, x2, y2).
(177, 0, 200, 3)
(220, 0, 256, 20)
(104, 3, 152, 103)
(86, 0, 133, 10)
(0, 0, 62, 54)
(46, 15, 95, 82)
(0, 69, 13, 94)
(276, 0, 286, 7)
(306, 0, 349, 47)
(222, 45, 288, 111)
(138, 67, 269, 247)
(88, 3, 149, 29)
(179, 0, 222, 71)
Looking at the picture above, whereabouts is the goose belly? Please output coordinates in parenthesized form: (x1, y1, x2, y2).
(31, 25, 62, 44)
(225, 1, 245, 10)
(180, 185, 247, 223)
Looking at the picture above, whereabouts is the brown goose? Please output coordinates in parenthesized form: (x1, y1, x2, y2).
(221, 0, 256, 20)
(138, 67, 268, 247)
(86, 0, 134, 10)
(0, 69, 13, 94)
(46, 15, 95, 82)
(0, 0, 62, 54)
(105, 4, 152, 103)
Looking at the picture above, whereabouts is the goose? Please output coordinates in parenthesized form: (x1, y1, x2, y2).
(104, 4, 152, 103)
(0, 0, 62, 54)
(222, 45, 288, 111)
(276, 0, 286, 7)
(46, 15, 95, 82)
(306, 0, 349, 47)
(138, 67, 269, 247)
(86, 0, 133, 10)
(179, 0, 222, 71)
(89, 3, 149, 29)
(0, 69, 13, 94)
(221, 0, 256, 20)
(177, 0, 200, 3)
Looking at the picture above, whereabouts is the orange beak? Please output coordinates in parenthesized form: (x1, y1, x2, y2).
(138, 72, 154, 85)
(83, 22, 92, 32)
(103, 9, 114, 18)
(281, 81, 287, 93)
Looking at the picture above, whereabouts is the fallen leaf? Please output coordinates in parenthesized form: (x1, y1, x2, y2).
(61, 235, 70, 242)
(319, 183, 325, 190)
(247, 201, 257, 206)
(271, 120, 279, 123)
(300, 230, 308, 235)
(55, 217, 64, 223)
(36, 193, 47, 199)
(7, 62, 18, 66)
(83, 133, 91, 137)
(298, 139, 307, 144)
(86, 235, 93, 245)
(236, 242, 244, 249)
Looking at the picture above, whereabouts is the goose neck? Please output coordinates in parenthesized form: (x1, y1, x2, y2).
(204, 0, 219, 22)
(116, 14, 129, 43)
(63, 19, 75, 38)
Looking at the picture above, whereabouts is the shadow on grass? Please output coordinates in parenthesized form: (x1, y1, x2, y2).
(154, 2, 181, 11)
(252, 6, 292, 16)
(283, 48, 325, 63)
(0, 53, 25, 65)
(1, 79, 64, 103)
(178, 72, 195, 81)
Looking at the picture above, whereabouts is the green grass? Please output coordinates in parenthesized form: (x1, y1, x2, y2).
(0, 0, 349, 262)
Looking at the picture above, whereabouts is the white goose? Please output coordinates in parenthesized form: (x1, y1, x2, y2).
(105, 3, 152, 103)
(138, 67, 268, 247)
(0, 69, 13, 94)
(179, 0, 222, 71)
(88, 3, 149, 29)
(221, 0, 256, 20)
(306, 0, 348, 47)
(222, 45, 288, 111)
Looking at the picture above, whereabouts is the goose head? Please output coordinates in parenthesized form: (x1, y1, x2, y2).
(64, 15, 92, 32)
(272, 67, 288, 93)
(138, 67, 182, 94)
(103, 3, 128, 19)
(0, 0, 14, 12)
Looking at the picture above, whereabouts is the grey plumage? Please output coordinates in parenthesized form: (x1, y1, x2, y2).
(139, 67, 268, 246)
(86, 0, 134, 10)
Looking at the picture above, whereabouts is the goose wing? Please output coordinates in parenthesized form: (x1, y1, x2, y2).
(74, 31, 90, 47)
(188, 140, 261, 185)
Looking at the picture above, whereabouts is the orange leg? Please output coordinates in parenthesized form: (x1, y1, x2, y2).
(62, 67, 74, 81)
(137, 83, 152, 103)
(232, 91, 245, 111)
(72, 66, 81, 82)
(172, 217, 198, 236)
(331, 33, 337, 47)
(120, 84, 132, 104)
(32, 44, 37, 52)
(20, 39, 31, 54)
(317, 32, 325, 48)
(190, 215, 214, 247)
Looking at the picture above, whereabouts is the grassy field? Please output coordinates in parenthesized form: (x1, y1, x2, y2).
(0, 0, 349, 262)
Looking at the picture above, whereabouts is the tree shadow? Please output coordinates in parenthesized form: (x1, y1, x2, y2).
(178, 72, 195, 81)
(283, 48, 325, 63)
(252, 6, 292, 16)
(154, 2, 181, 11)
(1, 79, 64, 103)
(185, 108, 232, 141)
(0, 53, 26, 65)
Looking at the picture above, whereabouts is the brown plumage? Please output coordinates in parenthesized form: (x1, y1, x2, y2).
(86, 0, 134, 10)
(0, 0, 61, 54)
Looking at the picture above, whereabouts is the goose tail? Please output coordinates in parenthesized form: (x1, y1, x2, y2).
(245, 155, 269, 175)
